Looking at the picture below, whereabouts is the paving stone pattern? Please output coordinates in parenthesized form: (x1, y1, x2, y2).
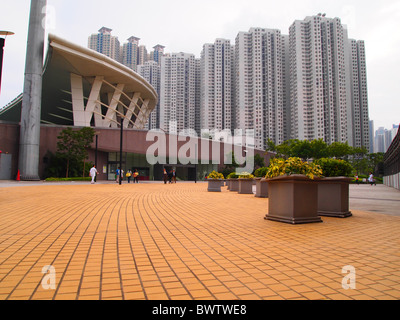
(0, 183, 399, 300)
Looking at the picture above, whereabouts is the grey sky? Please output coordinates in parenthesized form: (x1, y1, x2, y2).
(1, 0, 399, 130)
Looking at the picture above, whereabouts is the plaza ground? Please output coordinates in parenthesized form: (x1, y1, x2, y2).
(0, 181, 399, 300)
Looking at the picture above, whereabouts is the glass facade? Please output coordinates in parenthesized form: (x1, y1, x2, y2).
(107, 152, 218, 182)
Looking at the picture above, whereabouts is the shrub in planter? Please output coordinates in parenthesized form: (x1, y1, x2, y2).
(254, 167, 269, 198)
(314, 158, 353, 178)
(207, 171, 224, 192)
(227, 172, 239, 191)
(238, 172, 254, 194)
(208, 171, 224, 179)
(264, 157, 323, 224)
(265, 157, 323, 180)
(227, 172, 239, 179)
(238, 172, 254, 179)
(313, 158, 353, 218)
(254, 167, 268, 178)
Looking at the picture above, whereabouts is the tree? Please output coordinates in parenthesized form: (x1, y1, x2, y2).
(266, 139, 299, 159)
(327, 141, 353, 159)
(56, 127, 95, 178)
(309, 139, 329, 159)
(220, 151, 240, 178)
(267, 138, 363, 161)
(367, 152, 384, 175)
(254, 154, 265, 169)
(78, 127, 96, 177)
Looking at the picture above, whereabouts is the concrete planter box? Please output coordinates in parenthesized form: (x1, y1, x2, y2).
(229, 179, 239, 192)
(264, 174, 322, 224)
(238, 178, 254, 194)
(207, 179, 222, 192)
(255, 178, 268, 198)
(318, 177, 352, 218)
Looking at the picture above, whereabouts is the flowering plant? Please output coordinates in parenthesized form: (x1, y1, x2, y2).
(208, 170, 224, 179)
(238, 172, 255, 179)
(265, 157, 323, 180)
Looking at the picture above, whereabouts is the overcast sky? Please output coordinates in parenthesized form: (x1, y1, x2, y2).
(1, 0, 399, 131)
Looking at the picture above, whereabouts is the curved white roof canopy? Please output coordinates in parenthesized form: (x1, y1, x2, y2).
(0, 33, 158, 129)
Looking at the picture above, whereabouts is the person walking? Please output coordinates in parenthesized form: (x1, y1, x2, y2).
(163, 168, 168, 184)
(116, 167, 124, 183)
(116, 167, 120, 183)
(90, 165, 98, 184)
(168, 170, 173, 184)
(172, 169, 177, 183)
(368, 172, 376, 186)
(133, 169, 139, 183)
(355, 174, 359, 185)
(126, 170, 132, 183)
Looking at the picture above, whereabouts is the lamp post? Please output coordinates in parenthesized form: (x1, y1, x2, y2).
(119, 118, 123, 185)
(94, 132, 101, 168)
(94, 132, 100, 183)
(0, 31, 15, 95)
(19, 0, 47, 181)
(95, 134, 98, 167)
(195, 143, 197, 183)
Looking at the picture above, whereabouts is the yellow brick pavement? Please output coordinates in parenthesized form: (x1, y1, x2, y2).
(0, 182, 399, 300)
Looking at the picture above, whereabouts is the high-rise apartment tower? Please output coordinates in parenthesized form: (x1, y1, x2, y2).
(160, 52, 200, 135)
(88, 27, 120, 61)
(200, 39, 234, 133)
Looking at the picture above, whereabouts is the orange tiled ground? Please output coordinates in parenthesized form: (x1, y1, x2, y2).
(0, 182, 399, 300)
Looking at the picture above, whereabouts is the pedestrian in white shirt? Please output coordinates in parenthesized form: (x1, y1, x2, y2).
(368, 172, 376, 186)
(90, 165, 98, 184)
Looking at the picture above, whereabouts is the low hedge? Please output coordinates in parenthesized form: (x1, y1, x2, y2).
(45, 177, 92, 182)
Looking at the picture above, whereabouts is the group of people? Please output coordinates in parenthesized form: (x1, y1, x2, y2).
(119, 168, 140, 183)
(163, 168, 177, 184)
(354, 172, 377, 186)
(89, 165, 140, 184)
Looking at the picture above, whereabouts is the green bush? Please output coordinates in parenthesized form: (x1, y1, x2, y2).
(45, 177, 92, 182)
(254, 167, 268, 178)
(238, 172, 254, 179)
(314, 158, 354, 177)
(265, 157, 323, 180)
(227, 172, 239, 179)
(220, 167, 235, 179)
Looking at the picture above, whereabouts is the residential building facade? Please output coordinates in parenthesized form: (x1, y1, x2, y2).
(121, 36, 140, 71)
(88, 27, 120, 62)
(160, 52, 199, 135)
(138, 61, 162, 130)
(151, 44, 166, 65)
(289, 15, 349, 144)
(200, 39, 234, 134)
(234, 28, 286, 149)
(349, 39, 370, 151)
